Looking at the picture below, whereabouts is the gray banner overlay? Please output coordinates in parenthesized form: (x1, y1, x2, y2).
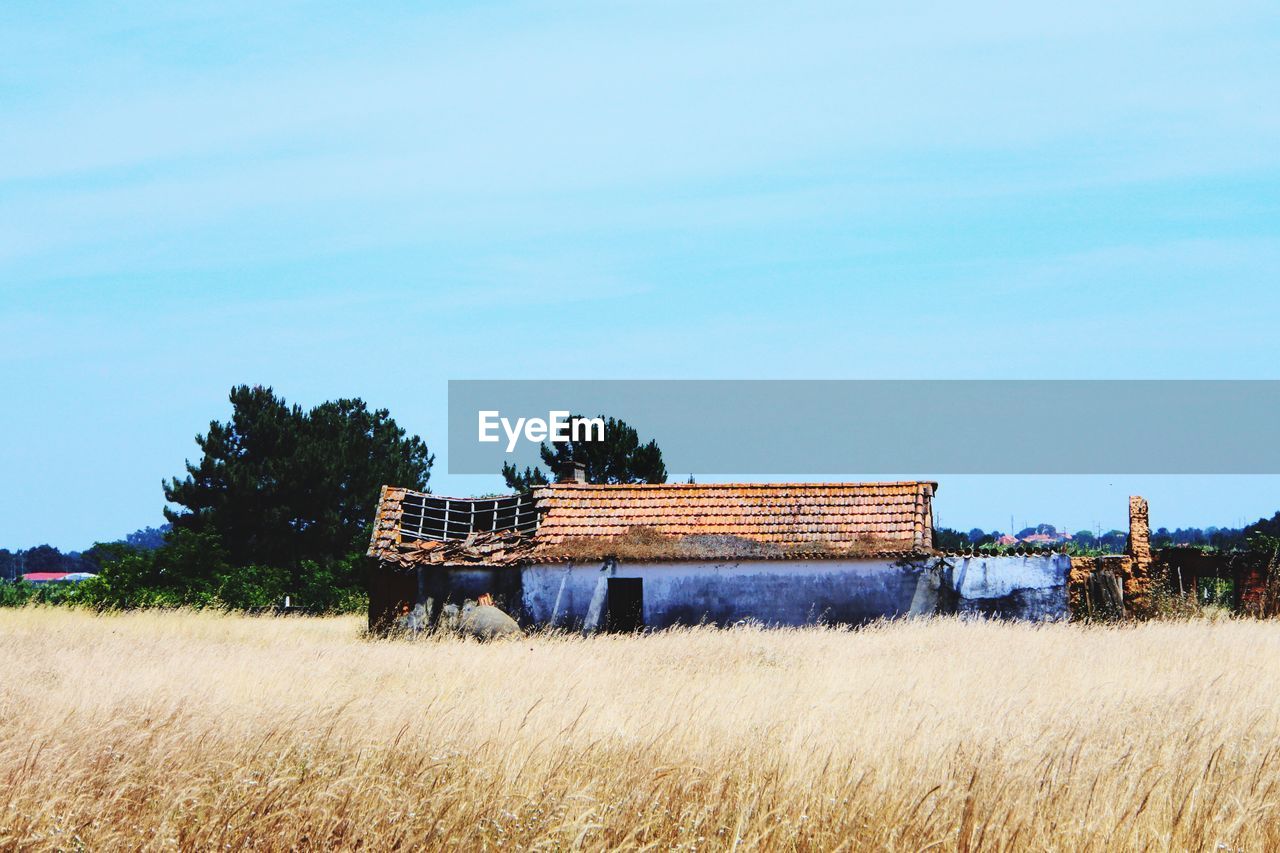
(448, 380, 1280, 475)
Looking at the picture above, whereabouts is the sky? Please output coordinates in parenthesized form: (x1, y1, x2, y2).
(2, 1, 1279, 549)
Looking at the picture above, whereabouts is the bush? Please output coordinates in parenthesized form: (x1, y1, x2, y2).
(0, 580, 35, 607)
(0, 578, 95, 607)
(0, 532, 369, 614)
(293, 558, 368, 613)
(216, 565, 290, 610)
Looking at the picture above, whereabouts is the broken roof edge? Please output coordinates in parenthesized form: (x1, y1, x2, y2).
(367, 484, 405, 558)
(527, 526, 925, 562)
(378, 529, 536, 569)
(380, 545, 938, 570)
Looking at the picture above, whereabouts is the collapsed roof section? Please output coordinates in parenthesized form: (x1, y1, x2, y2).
(369, 481, 937, 567)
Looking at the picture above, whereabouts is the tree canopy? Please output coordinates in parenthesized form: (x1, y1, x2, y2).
(164, 385, 433, 582)
(501, 414, 666, 491)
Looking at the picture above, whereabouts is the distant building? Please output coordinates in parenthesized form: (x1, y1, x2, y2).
(21, 572, 96, 584)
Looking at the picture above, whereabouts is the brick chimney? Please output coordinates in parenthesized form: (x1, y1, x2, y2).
(556, 461, 587, 484)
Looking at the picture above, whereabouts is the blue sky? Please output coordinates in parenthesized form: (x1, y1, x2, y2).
(3, 1, 1279, 549)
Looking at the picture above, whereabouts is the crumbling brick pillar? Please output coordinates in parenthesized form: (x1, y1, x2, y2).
(1068, 557, 1096, 615)
(1125, 496, 1155, 616)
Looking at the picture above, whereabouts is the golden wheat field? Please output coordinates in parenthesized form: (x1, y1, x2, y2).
(3, 609, 1280, 850)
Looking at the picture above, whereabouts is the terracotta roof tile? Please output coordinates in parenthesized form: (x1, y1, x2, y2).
(527, 482, 936, 558)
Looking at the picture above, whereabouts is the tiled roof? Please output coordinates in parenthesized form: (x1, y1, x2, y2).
(371, 481, 937, 565)
(529, 482, 935, 559)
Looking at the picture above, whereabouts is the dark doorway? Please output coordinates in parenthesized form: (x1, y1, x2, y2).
(606, 577, 644, 632)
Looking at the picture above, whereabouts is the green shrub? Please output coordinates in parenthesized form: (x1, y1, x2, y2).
(0, 533, 369, 614)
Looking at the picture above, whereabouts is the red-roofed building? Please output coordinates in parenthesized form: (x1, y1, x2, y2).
(21, 572, 97, 584)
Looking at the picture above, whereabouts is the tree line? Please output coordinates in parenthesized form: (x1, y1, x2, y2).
(1, 388, 666, 611)
(933, 520, 1264, 554)
(3, 387, 434, 610)
(0, 526, 167, 582)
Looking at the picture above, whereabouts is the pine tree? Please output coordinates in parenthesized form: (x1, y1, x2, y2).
(501, 414, 666, 490)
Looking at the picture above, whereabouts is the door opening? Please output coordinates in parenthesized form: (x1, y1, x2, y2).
(606, 577, 644, 632)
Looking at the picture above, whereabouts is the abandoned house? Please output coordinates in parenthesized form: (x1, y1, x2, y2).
(366, 466, 1076, 632)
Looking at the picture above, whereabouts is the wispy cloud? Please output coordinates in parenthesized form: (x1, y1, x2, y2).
(2, 1, 1279, 545)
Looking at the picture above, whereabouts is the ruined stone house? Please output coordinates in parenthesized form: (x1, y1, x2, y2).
(366, 467, 1075, 632)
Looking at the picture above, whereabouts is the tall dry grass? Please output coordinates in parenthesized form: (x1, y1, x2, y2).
(3, 608, 1280, 850)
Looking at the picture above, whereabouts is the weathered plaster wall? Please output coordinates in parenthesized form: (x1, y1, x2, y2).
(374, 553, 1073, 632)
(525, 554, 1071, 627)
(945, 554, 1070, 620)
(522, 559, 926, 629)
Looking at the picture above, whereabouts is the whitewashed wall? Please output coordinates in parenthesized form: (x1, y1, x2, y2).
(945, 554, 1070, 620)
(521, 559, 927, 628)
(517, 553, 1070, 628)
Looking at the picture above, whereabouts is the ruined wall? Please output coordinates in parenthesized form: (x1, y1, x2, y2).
(1064, 497, 1161, 620)
(1238, 561, 1274, 615)
(1070, 548, 1280, 619)
(368, 564, 523, 632)
(1156, 547, 1277, 616)
(945, 554, 1070, 620)
(1068, 555, 1131, 618)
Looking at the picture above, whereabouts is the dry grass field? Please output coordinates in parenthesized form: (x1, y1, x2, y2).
(4, 609, 1280, 850)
